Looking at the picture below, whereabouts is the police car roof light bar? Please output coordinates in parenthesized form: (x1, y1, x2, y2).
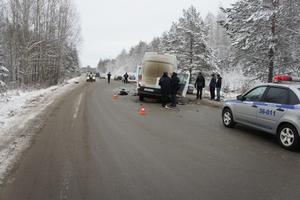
(274, 75, 300, 82)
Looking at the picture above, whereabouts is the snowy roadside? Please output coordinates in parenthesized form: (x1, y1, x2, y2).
(0, 76, 83, 185)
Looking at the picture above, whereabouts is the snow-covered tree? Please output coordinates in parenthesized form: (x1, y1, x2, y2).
(97, 41, 148, 74)
(101, 6, 217, 78)
(221, 0, 300, 81)
(205, 11, 232, 72)
(0, 0, 81, 87)
(161, 6, 216, 76)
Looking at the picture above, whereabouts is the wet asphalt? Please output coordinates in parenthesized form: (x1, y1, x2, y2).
(1, 79, 300, 200)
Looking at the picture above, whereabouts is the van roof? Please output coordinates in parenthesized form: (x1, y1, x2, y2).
(143, 52, 177, 67)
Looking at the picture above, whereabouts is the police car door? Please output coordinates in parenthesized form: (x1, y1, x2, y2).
(235, 86, 267, 126)
(256, 86, 289, 132)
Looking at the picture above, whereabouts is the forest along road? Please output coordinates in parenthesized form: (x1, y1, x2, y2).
(1, 79, 300, 200)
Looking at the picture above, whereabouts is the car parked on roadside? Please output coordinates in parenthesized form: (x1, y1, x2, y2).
(222, 75, 300, 150)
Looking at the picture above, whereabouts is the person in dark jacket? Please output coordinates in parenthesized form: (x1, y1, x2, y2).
(194, 72, 205, 100)
(124, 72, 129, 84)
(170, 72, 180, 107)
(209, 73, 216, 100)
(216, 74, 222, 101)
(107, 72, 111, 84)
(159, 72, 171, 108)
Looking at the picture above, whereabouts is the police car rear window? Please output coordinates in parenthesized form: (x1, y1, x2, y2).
(289, 91, 300, 105)
(264, 87, 289, 104)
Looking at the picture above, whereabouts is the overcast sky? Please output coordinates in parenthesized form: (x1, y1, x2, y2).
(73, 0, 237, 68)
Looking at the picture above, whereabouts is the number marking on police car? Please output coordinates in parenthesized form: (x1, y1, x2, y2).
(259, 108, 276, 116)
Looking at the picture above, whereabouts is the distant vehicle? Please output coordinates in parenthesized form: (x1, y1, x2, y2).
(99, 74, 106, 79)
(114, 75, 123, 81)
(95, 72, 100, 78)
(137, 52, 190, 101)
(86, 72, 96, 82)
(222, 75, 300, 150)
(128, 74, 137, 83)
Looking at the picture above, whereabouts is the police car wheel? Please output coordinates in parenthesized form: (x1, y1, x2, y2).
(222, 108, 235, 128)
(277, 124, 299, 150)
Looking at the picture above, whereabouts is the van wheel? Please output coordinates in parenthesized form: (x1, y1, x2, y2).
(139, 95, 144, 101)
(222, 108, 235, 128)
(277, 124, 299, 150)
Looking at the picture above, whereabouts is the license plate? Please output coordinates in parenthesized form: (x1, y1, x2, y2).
(144, 88, 154, 92)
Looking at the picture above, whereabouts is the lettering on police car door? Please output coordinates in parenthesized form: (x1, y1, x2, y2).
(259, 108, 276, 116)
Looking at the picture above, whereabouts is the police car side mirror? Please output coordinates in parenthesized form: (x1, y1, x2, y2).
(237, 95, 245, 101)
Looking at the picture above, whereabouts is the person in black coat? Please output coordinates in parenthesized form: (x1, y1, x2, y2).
(209, 73, 216, 100)
(194, 72, 205, 100)
(124, 72, 129, 84)
(107, 72, 111, 84)
(170, 72, 180, 107)
(216, 74, 222, 101)
(159, 72, 171, 108)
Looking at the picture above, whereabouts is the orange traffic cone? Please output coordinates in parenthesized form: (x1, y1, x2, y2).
(112, 94, 119, 100)
(139, 104, 147, 116)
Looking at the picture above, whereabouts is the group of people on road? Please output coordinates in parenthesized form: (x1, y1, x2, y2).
(159, 71, 222, 109)
(159, 72, 180, 108)
(106, 72, 130, 84)
(195, 72, 222, 101)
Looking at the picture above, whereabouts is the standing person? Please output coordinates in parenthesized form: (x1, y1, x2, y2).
(194, 72, 205, 100)
(107, 72, 111, 84)
(159, 72, 171, 108)
(216, 74, 222, 101)
(124, 72, 129, 84)
(170, 72, 180, 108)
(209, 74, 216, 100)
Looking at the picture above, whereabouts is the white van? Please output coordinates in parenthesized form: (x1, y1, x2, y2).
(137, 52, 190, 101)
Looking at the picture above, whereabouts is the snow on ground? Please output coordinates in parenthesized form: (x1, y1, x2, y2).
(222, 69, 262, 100)
(0, 76, 82, 185)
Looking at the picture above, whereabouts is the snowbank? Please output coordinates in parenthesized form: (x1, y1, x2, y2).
(0, 76, 82, 185)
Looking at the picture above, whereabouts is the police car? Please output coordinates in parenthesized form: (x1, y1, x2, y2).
(222, 75, 300, 150)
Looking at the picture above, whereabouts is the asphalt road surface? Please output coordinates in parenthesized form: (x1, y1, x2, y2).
(1, 79, 300, 200)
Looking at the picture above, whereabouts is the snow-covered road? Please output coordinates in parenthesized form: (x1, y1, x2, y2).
(0, 77, 83, 184)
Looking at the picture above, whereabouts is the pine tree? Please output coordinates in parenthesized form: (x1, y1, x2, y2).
(160, 6, 216, 77)
(221, 0, 300, 80)
(205, 11, 232, 72)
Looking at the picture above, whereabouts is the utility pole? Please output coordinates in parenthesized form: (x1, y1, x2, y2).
(189, 32, 194, 83)
(268, 0, 279, 83)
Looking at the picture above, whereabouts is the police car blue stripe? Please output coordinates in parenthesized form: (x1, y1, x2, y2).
(225, 99, 300, 110)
